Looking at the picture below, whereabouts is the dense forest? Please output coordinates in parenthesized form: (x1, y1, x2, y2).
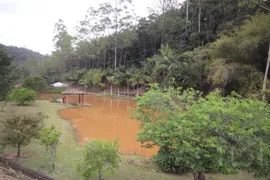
(8, 0, 270, 97)
(2, 44, 44, 63)
(1, 44, 45, 77)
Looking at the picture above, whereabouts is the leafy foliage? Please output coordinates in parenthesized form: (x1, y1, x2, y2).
(39, 125, 61, 170)
(22, 76, 48, 93)
(0, 112, 45, 157)
(83, 69, 105, 89)
(29, 1, 270, 97)
(134, 85, 270, 179)
(0, 45, 18, 102)
(76, 139, 120, 180)
(1, 44, 44, 63)
(8, 88, 37, 105)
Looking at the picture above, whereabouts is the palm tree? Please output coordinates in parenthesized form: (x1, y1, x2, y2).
(128, 68, 150, 96)
(152, 44, 180, 86)
(106, 76, 115, 96)
(114, 69, 126, 97)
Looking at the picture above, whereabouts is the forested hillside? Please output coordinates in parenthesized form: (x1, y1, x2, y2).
(0, 44, 45, 78)
(2, 44, 44, 63)
(36, 0, 270, 97)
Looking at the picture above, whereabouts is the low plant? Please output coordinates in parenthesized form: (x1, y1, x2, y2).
(8, 88, 37, 105)
(39, 125, 61, 170)
(76, 139, 120, 180)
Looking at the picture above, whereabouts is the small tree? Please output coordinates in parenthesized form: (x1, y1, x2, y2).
(0, 112, 45, 157)
(8, 88, 37, 105)
(76, 139, 120, 180)
(22, 76, 48, 93)
(39, 125, 61, 170)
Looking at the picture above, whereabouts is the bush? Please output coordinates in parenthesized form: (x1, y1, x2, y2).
(22, 76, 48, 93)
(39, 125, 61, 170)
(0, 112, 45, 157)
(8, 88, 37, 105)
(76, 139, 120, 180)
(153, 148, 189, 174)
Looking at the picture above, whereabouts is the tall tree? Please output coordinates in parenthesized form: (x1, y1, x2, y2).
(153, 0, 179, 44)
(0, 45, 17, 110)
(112, 0, 134, 69)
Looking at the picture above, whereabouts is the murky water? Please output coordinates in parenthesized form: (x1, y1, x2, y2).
(58, 95, 157, 157)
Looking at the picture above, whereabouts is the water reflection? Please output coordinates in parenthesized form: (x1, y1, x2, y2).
(59, 95, 157, 157)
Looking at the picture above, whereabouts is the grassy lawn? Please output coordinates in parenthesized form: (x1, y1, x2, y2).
(0, 101, 254, 180)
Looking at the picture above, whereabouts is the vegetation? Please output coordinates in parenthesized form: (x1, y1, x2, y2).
(76, 139, 120, 180)
(0, 45, 18, 110)
(0, 101, 255, 180)
(0, 1, 270, 180)
(0, 112, 45, 157)
(39, 125, 61, 170)
(22, 76, 48, 93)
(27, 0, 269, 98)
(2, 1, 270, 98)
(8, 88, 37, 105)
(133, 84, 270, 180)
(1, 44, 44, 63)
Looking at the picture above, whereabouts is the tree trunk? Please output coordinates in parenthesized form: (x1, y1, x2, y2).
(186, 0, 189, 22)
(186, 0, 189, 34)
(118, 88, 120, 97)
(114, 0, 118, 70)
(262, 42, 270, 101)
(198, 0, 201, 33)
(110, 84, 113, 96)
(1, 100, 7, 112)
(50, 149, 56, 170)
(124, 50, 127, 66)
(98, 169, 102, 180)
(17, 143, 21, 157)
(193, 172, 205, 180)
(127, 86, 129, 97)
(136, 85, 139, 96)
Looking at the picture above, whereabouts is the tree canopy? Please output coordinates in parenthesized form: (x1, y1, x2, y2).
(133, 84, 270, 180)
(24, 0, 269, 98)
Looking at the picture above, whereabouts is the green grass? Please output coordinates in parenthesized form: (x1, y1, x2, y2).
(46, 87, 68, 94)
(0, 101, 255, 180)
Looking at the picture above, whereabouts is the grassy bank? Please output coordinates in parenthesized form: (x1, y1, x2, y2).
(0, 101, 254, 180)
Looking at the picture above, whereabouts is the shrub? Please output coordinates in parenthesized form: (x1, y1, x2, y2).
(39, 125, 61, 170)
(22, 76, 48, 93)
(8, 88, 37, 105)
(0, 112, 45, 157)
(76, 139, 120, 180)
(153, 148, 189, 173)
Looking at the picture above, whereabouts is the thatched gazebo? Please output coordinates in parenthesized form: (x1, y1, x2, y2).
(61, 89, 85, 105)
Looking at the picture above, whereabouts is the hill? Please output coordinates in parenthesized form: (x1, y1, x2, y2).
(1, 44, 45, 63)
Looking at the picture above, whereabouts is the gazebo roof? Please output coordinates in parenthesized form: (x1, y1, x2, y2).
(61, 88, 85, 95)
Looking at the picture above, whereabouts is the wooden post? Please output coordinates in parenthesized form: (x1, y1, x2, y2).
(63, 95, 67, 104)
(82, 94, 84, 105)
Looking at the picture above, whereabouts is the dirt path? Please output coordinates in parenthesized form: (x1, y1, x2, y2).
(0, 169, 32, 180)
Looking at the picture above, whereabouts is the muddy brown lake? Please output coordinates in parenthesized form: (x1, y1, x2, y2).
(58, 95, 157, 157)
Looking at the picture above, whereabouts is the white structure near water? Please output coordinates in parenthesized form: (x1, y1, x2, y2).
(50, 82, 68, 88)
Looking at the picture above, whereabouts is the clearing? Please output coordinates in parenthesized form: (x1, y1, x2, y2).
(0, 101, 254, 180)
